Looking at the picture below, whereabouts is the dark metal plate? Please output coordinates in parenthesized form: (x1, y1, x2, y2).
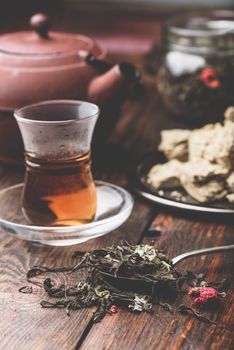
(130, 152, 234, 216)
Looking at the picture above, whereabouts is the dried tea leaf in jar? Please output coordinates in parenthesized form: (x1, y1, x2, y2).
(157, 11, 234, 123)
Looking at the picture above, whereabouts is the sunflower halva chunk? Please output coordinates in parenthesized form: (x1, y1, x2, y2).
(227, 172, 234, 192)
(158, 129, 191, 161)
(224, 106, 234, 123)
(188, 121, 234, 171)
(147, 159, 183, 189)
(181, 177, 228, 203)
(226, 193, 234, 203)
(147, 107, 234, 203)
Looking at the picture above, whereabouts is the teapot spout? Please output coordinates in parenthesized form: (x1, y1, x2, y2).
(88, 62, 140, 106)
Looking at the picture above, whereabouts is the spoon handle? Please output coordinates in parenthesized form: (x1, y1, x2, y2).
(172, 245, 234, 266)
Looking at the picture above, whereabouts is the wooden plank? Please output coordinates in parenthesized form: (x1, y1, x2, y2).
(0, 145, 156, 350)
(0, 25, 233, 349)
(79, 213, 234, 350)
(0, 80, 157, 349)
(0, 196, 153, 350)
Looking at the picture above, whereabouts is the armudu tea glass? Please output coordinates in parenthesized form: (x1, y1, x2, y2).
(14, 100, 99, 226)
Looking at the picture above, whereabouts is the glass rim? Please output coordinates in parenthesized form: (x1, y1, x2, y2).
(14, 100, 100, 125)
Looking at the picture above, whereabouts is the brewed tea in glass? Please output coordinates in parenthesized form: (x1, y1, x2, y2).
(14, 100, 99, 226)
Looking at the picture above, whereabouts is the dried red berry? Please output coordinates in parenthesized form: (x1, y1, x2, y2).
(189, 287, 219, 306)
(110, 305, 118, 313)
(200, 68, 220, 89)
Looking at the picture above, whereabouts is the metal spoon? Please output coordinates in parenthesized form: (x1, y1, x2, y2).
(99, 245, 234, 294)
(172, 244, 234, 266)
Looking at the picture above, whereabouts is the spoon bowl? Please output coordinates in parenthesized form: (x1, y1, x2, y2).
(99, 245, 234, 294)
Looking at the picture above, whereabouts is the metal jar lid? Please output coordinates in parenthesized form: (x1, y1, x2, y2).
(164, 10, 234, 55)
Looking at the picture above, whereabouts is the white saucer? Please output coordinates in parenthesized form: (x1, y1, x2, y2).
(0, 181, 134, 246)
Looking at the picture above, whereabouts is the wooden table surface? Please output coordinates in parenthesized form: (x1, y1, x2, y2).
(0, 12, 234, 350)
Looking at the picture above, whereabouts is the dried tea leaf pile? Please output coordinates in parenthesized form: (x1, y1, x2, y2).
(20, 241, 226, 323)
(157, 54, 234, 122)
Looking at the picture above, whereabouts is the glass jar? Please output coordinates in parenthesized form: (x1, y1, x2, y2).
(157, 11, 234, 123)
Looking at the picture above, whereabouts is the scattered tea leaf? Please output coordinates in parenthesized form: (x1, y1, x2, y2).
(21, 241, 227, 323)
(18, 286, 33, 294)
(177, 304, 215, 324)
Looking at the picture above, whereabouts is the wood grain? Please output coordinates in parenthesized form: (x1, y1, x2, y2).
(79, 214, 234, 350)
(0, 79, 155, 350)
(0, 13, 233, 350)
(0, 167, 154, 350)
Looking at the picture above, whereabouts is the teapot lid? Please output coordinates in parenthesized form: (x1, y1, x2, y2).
(0, 14, 104, 67)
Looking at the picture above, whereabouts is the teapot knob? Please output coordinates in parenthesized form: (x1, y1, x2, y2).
(30, 13, 51, 39)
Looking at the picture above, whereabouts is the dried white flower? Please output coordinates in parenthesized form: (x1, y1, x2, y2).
(134, 245, 157, 261)
(128, 295, 152, 312)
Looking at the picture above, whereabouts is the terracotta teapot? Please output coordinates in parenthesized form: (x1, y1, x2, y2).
(0, 13, 140, 165)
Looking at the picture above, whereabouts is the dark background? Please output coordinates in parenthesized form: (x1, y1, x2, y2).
(1, 0, 233, 58)
(1, 0, 233, 32)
